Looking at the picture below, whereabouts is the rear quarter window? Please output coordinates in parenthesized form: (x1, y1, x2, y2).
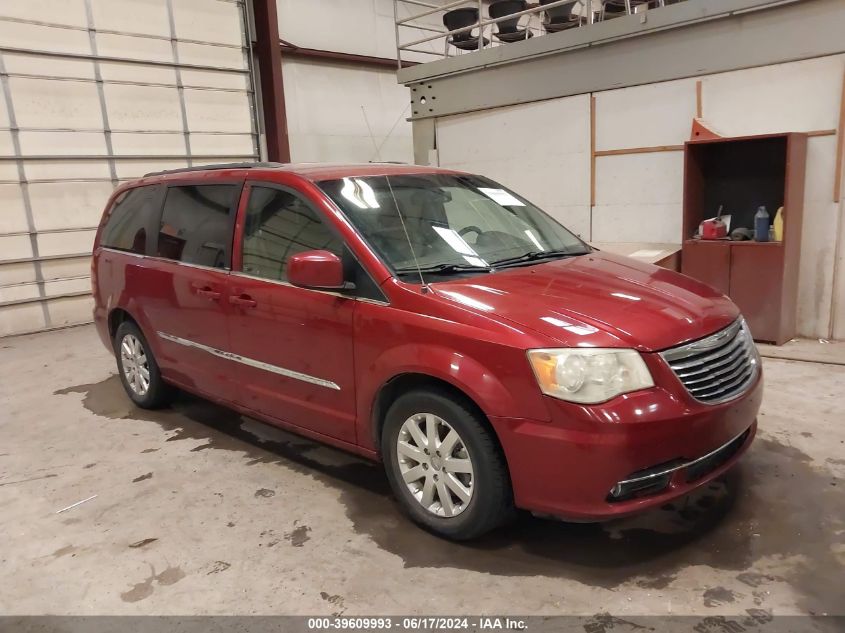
(157, 184, 240, 268)
(100, 185, 161, 254)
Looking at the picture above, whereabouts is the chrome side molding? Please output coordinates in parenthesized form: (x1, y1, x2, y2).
(157, 331, 341, 391)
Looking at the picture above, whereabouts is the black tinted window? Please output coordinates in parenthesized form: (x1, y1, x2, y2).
(100, 185, 160, 254)
(157, 185, 238, 267)
(242, 186, 341, 281)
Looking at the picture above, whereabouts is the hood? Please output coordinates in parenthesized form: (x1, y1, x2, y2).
(431, 251, 738, 351)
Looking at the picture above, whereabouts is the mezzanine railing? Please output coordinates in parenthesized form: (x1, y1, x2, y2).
(393, 0, 684, 68)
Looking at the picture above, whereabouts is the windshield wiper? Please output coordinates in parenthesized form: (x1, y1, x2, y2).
(490, 249, 581, 268)
(395, 263, 493, 276)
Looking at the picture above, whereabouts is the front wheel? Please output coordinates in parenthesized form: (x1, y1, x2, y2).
(381, 388, 513, 540)
(114, 320, 173, 409)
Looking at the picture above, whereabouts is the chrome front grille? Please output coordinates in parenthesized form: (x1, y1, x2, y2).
(661, 319, 759, 404)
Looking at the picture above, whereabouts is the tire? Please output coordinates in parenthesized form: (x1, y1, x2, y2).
(114, 320, 174, 409)
(381, 388, 513, 540)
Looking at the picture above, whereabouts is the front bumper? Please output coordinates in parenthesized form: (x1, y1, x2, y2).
(489, 368, 762, 521)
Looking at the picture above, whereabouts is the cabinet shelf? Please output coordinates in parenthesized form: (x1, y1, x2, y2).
(683, 239, 784, 248)
(728, 241, 784, 248)
(681, 133, 807, 345)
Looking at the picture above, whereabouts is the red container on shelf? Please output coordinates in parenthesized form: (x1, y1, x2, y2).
(700, 217, 728, 240)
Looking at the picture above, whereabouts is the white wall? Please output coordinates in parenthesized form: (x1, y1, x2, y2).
(282, 59, 413, 164)
(277, 0, 398, 60)
(835, 194, 845, 340)
(276, 0, 444, 62)
(434, 54, 845, 339)
(593, 78, 697, 244)
(276, 0, 418, 164)
(437, 96, 592, 238)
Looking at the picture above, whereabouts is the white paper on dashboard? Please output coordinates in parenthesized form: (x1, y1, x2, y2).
(432, 226, 478, 256)
(478, 188, 525, 206)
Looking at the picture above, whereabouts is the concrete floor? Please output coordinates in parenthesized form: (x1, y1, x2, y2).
(0, 325, 842, 616)
(758, 338, 845, 366)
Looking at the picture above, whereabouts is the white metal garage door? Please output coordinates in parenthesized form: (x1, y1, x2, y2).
(0, 0, 260, 337)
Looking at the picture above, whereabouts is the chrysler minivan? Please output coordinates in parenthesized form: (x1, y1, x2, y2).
(92, 162, 761, 540)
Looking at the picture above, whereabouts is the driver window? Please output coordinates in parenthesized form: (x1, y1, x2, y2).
(242, 186, 342, 281)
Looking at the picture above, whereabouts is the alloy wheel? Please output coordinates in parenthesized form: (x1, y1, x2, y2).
(120, 334, 150, 396)
(396, 413, 475, 517)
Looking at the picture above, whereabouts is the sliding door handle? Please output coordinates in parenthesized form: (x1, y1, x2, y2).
(229, 294, 257, 308)
(195, 287, 221, 300)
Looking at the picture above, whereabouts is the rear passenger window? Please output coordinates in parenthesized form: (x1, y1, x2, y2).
(242, 186, 342, 281)
(100, 185, 160, 254)
(157, 184, 239, 268)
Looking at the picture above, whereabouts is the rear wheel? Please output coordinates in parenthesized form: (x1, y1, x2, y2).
(114, 320, 173, 409)
(382, 388, 513, 540)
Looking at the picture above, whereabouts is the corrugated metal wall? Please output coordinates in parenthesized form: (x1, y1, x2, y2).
(0, 0, 260, 337)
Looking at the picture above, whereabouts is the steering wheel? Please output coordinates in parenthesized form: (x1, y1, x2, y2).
(458, 225, 483, 239)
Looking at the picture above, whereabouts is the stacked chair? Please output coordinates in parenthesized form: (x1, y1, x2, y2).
(489, 0, 533, 43)
(600, 0, 664, 20)
(539, 0, 583, 33)
(443, 7, 489, 51)
(441, 0, 670, 54)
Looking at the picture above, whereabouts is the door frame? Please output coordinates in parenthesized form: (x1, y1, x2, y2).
(150, 178, 246, 271)
(231, 179, 388, 304)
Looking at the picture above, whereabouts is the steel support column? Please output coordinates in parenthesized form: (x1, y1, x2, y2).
(252, 0, 290, 162)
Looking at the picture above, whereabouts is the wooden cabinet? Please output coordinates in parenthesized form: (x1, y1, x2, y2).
(683, 240, 730, 295)
(681, 133, 807, 344)
(729, 243, 786, 338)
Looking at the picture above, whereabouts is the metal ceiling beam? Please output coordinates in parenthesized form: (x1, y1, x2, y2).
(279, 40, 418, 71)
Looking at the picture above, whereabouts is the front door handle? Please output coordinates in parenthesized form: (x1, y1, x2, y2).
(195, 287, 221, 300)
(229, 294, 257, 308)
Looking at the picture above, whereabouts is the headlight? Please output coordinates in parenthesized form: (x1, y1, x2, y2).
(526, 348, 654, 404)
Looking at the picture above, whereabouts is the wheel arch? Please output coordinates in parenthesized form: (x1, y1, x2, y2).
(108, 306, 160, 360)
(370, 372, 507, 465)
(107, 306, 137, 340)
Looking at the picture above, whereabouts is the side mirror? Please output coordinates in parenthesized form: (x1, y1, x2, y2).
(288, 250, 348, 291)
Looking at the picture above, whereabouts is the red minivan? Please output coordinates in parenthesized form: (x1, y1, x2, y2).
(92, 162, 761, 540)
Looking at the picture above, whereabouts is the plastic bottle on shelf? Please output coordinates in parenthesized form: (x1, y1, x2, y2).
(773, 206, 784, 241)
(754, 206, 769, 242)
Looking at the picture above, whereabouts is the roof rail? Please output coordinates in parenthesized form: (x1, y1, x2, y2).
(143, 162, 286, 177)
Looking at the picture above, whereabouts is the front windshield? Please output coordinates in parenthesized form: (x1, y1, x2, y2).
(319, 173, 590, 280)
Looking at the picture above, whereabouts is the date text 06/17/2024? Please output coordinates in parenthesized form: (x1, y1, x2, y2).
(306, 618, 528, 630)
